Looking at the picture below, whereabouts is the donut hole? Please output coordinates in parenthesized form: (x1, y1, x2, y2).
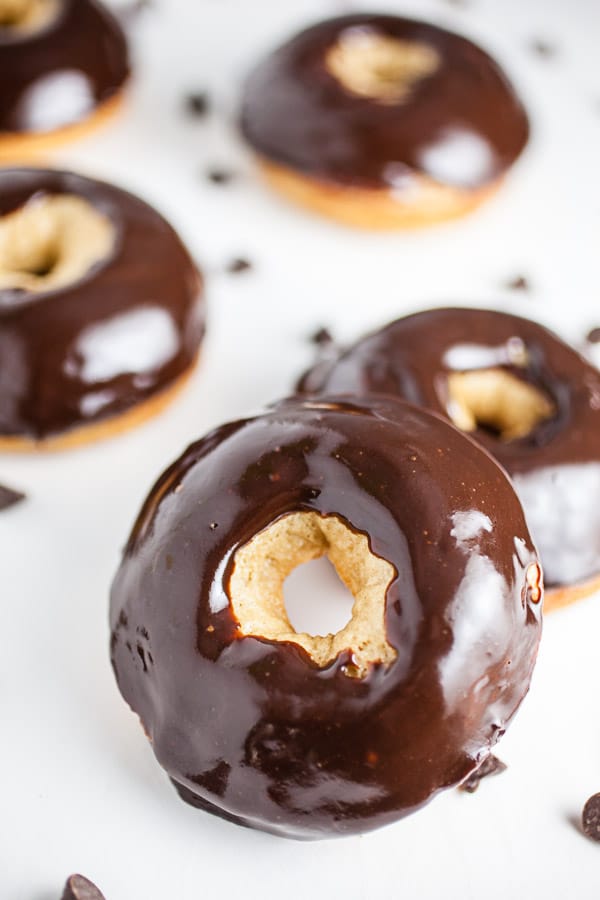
(0, 0, 59, 31)
(446, 369, 555, 441)
(0, 193, 114, 293)
(228, 511, 397, 677)
(325, 27, 440, 104)
(284, 556, 354, 637)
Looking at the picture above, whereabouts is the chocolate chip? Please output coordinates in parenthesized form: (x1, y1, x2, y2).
(530, 39, 557, 58)
(505, 275, 530, 292)
(309, 327, 334, 346)
(459, 754, 507, 793)
(185, 92, 210, 118)
(61, 874, 106, 900)
(226, 257, 253, 275)
(586, 327, 600, 344)
(206, 169, 236, 186)
(0, 483, 25, 511)
(582, 793, 600, 842)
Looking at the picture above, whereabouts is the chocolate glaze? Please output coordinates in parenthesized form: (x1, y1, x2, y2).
(0, 0, 129, 135)
(299, 308, 600, 587)
(110, 395, 541, 839)
(0, 169, 204, 440)
(240, 14, 529, 190)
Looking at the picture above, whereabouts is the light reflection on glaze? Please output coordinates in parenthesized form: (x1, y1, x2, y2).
(439, 553, 509, 711)
(15, 70, 94, 132)
(110, 396, 541, 839)
(78, 388, 115, 418)
(418, 128, 496, 189)
(67, 307, 179, 383)
(443, 338, 527, 371)
(442, 508, 525, 712)
(513, 463, 600, 585)
(450, 509, 492, 544)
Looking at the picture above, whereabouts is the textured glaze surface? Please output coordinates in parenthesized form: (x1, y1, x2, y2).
(241, 14, 529, 190)
(299, 308, 600, 587)
(110, 396, 541, 839)
(0, 168, 204, 439)
(0, 0, 129, 134)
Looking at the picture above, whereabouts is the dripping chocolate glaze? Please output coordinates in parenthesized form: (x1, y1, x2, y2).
(0, 0, 129, 134)
(0, 169, 204, 440)
(110, 396, 541, 839)
(298, 308, 600, 588)
(240, 14, 529, 190)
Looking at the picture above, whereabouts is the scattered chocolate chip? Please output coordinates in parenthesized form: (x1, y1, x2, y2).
(185, 92, 210, 118)
(309, 326, 334, 346)
(505, 275, 530, 292)
(62, 874, 106, 900)
(226, 257, 253, 275)
(530, 39, 557, 59)
(582, 793, 600, 842)
(586, 327, 600, 344)
(0, 483, 25, 511)
(459, 754, 507, 793)
(206, 168, 236, 186)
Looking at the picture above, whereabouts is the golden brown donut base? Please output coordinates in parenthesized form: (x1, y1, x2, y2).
(545, 572, 600, 613)
(257, 158, 499, 229)
(0, 90, 125, 162)
(0, 358, 197, 453)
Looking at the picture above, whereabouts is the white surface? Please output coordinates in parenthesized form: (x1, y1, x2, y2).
(2, 0, 600, 897)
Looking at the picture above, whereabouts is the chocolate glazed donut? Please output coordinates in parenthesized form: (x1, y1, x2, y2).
(110, 396, 542, 839)
(299, 308, 600, 609)
(0, 168, 204, 448)
(240, 14, 529, 228)
(0, 0, 129, 154)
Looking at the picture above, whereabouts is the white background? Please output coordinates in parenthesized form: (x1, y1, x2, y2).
(2, 0, 600, 897)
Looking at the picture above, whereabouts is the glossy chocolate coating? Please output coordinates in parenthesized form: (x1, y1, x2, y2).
(0, 0, 129, 135)
(240, 14, 529, 190)
(0, 169, 204, 440)
(110, 395, 541, 839)
(299, 308, 600, 587)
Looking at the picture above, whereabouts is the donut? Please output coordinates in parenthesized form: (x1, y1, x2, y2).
(0, 0, 129, 160)
(298, 308, 600, 611)
(240, 14, 529, 229)
(0, 168, 204, 450)
(110, 395, 542, 839)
